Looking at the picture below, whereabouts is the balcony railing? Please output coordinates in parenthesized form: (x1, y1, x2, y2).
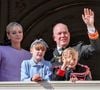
(0, 81, 100, 90)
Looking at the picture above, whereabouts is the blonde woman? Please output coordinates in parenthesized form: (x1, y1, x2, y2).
(0, 22, 31, 81)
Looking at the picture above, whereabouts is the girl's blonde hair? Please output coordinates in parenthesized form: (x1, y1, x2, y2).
(30, 38, 48, 51)
(32, 43, 46, 51)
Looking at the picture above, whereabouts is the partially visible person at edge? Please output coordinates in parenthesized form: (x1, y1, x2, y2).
(52, 47, 92, 82)
(21, 38, 52, 81)
(51, 8, 100, 68)
(0, 22, 31, 81)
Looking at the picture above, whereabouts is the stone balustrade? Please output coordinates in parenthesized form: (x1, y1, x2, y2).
(0, 81, 100, 90)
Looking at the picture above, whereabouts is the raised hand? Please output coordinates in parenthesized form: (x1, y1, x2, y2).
(82, 8, 94, 27)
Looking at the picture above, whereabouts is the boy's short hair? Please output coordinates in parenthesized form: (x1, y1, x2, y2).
(61, 47, 78, 62)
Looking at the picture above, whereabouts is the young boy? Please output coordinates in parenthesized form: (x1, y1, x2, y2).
(21, 38, 52, 81)
(52, 47, 92, 81)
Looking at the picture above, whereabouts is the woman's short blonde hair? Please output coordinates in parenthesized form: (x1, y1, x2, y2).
(6, 22, 23, 33)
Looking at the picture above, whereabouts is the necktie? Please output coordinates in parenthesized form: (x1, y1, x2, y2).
(58, 48, 64, 55)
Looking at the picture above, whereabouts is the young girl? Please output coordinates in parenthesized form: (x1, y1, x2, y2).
(52, 47, 92, 81)
(21, 38, 52, 81)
